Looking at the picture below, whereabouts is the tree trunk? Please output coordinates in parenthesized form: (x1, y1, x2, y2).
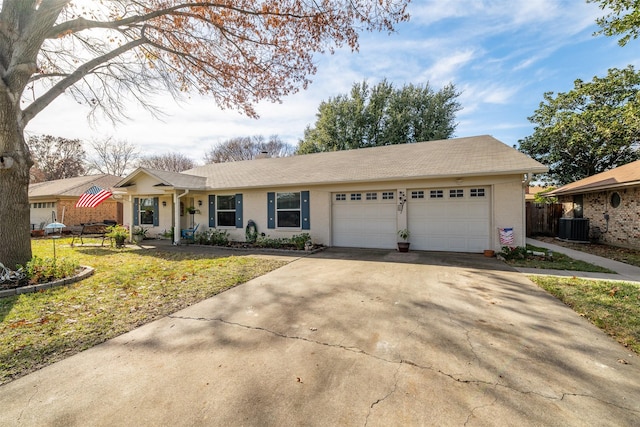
(0, 93, 32, 269)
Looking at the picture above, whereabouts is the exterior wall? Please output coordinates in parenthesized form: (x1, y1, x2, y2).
(119, 172, 528, 250)
(195, 174, 526, 250)
(582, 187, 640, 249)
(59, 199, 122, 226)
(493, 180, 526, 248)
(30, 198, 122, 228)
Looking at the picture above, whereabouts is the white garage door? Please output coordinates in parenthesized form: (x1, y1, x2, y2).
(332, 191, 397, 249)
(408, 187, 490, 253)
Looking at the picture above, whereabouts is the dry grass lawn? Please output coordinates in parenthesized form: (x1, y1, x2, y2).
(0, 238, 288, 384)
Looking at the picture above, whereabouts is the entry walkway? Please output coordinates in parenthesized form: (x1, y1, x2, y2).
(517, 238, 640, 283)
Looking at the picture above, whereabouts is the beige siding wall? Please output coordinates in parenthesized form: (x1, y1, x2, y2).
(119, 173, 528, 250)
(196, 174, 526, 250)
(493, 180, 526, 248)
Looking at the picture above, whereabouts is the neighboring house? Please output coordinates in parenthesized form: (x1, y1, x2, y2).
(114, 135, 547, 253)
(525, 186, 546, 202)
(546, 160, 640, 249)
(29, 174, 123, 229)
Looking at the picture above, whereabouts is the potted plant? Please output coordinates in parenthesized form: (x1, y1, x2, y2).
(186, 206, 200, 214)
(132, 226, 148, 244)
(106, 225, 128, 248)
(397, 228, 410, 252)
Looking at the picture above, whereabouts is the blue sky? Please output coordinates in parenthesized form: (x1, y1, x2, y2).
(26, 1, 640, 162)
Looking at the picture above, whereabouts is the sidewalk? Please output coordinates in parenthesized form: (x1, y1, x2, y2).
(516, 238, 640, 283)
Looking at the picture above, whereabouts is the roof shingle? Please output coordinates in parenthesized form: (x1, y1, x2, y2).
(29, 174, 121, 198)
(179, 135, 546, 190)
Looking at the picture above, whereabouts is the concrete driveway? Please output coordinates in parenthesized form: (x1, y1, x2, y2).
(1, 248, 639, 426)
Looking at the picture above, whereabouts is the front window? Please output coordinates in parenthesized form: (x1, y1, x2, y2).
(277, 192, 301, 228)
(139, 198, 155, 225)
(217, 195, 236, 227)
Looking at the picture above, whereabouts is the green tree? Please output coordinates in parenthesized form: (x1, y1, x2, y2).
(0, 0, 408, 268)
(519, 66, 640, 185)
(588, 0, 640, 46)
(297, 80, 461, 154)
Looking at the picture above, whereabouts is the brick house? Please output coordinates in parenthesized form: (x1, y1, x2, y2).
(546, 160, 640, 249)
(29, 174, 123, 230)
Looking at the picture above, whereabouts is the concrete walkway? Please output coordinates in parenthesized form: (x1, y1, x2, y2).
(517, 238, 640, 282)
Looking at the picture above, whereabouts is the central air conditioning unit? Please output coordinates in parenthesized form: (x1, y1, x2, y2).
(558, 218, 590, 242)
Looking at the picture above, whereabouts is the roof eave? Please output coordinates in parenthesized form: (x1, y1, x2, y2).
(548, 179, 640, 196)
(205, 168, 547, 191)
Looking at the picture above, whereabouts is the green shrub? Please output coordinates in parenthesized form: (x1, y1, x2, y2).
(255, 235, 287, 248)
(290, 233, 311, 250)
(194, 229, 230, 246)
(22, 256, 80, 284)
(256, 233, 312, 250)
(500, 246, 528, 260)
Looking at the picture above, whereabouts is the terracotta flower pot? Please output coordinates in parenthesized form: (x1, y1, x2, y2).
(484, 249, 495, 257)
(397, 242, 410, 253)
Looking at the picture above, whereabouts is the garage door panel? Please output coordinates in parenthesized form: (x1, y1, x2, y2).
(332, 194, 397, 249)
(408, 187, 490, 253)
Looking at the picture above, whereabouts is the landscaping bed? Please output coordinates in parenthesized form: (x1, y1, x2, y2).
(500, 244, 615, 273)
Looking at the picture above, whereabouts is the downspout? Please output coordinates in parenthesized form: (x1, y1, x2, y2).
(522, 172, 532, 246)
(174, 189, 189, 245)
(128, 194, 133, 241)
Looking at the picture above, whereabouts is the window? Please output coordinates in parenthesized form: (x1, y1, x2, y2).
(335, 193, 346, 201)
(610, 192, 621, 208)
(31, 202, 55, 209)
(382, 191, 395, 200)
(430, 190, 443, 199)
(411, 191, 424, 199)
(449, 189, 464, 198)
(277, 192, 301, 227)
(350, 193, 362, 201)
(217, 195, 236, 227)
(139, 198, 156, 225)
(470, 188, 485, 197)
(366, 192, 377, 200)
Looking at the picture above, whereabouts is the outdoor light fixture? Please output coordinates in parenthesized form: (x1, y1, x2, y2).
(198, 200, 202, 206)
(162, 201, 167, 207)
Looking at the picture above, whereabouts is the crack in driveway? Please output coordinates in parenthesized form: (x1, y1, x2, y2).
(364, 363, 401, 427)
(168, 314, 640, 416)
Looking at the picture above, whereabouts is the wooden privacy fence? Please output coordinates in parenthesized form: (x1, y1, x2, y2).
(526, 203, 563, 237)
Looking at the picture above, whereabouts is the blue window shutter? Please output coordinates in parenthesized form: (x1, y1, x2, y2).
(235, 194, 243, 228)
(209, 194, 216, 228)
(133, 198, 139, 226)
(301, 191, 310, 230)
(153, 197, 159, 226)
(267, 192, 275, 229)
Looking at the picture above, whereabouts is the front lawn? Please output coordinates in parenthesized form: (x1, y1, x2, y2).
(531, 276, 640, 354)
(0, 238, 287, 385)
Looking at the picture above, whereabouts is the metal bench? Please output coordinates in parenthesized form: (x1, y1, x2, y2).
(70, 223, 111, 247)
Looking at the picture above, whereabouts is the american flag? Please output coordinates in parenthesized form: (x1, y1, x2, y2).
(75, 185, 113, 208)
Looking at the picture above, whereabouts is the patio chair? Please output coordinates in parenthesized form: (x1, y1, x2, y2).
(181, 223, 199, 242)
